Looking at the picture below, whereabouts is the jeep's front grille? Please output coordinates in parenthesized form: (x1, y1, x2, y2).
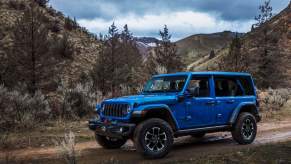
(103, 104, 129, 117)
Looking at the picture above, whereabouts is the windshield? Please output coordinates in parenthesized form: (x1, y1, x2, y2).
(143, 75, 187, 93)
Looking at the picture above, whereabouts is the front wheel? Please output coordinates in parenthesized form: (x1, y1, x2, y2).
(231, 112, 257, 144)
(95, 134, 127, 149)
(134, 118, 174, 159)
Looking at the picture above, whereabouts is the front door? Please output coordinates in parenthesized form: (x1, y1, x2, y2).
(184, 76, 216, 128)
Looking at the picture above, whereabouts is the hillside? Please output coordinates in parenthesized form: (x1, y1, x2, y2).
(190, 2, 291, 87)
(175, 31, 243, 65)
(0, 0, 100, 89)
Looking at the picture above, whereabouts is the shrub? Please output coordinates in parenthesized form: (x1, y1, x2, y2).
(54, 131, 78, 164)
(51, 33, 74, 59)
(8, 0, 26, 10)
(0, 132, 12, 149)
(47, 6, 57, 17)
(57, 82, 104, 120)
(0, 85, 51, 132)
(259, 88, 291, 112)
(50, 20, 62, 33)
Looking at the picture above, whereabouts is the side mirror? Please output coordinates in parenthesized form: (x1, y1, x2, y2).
(177, 94, 185, 102)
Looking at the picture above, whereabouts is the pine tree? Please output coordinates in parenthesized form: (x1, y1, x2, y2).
(73, 17, 78, 29)
(253, 0, 273, 28)
(209, 50, 215, 59)
(107, 23, 120, 96)
(9, 3, 55, 94)
(121, 24, 133, 41)
(154, 25, 184, 73)
(119, 24, 143, 92)
(64, 16, 74, 31)
(253, 0, 283, 88)
(228, 34, 247, 72)
(91, 34, 111, 95)
(216, 34, 248, 72)
(91, 24, 143, 96)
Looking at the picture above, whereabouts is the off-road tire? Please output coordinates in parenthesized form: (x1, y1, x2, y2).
(95, 134, 127, 149)
(191, 132, 206, 139)
(134, 118, 174, 159)
(231, 112, 257, 145)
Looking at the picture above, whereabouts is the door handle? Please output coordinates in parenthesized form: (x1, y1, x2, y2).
(206, 101, 216, 105)
(226, 100, 235, 104)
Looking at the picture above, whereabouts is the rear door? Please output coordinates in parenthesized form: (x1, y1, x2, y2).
(213, 76, 244, 125)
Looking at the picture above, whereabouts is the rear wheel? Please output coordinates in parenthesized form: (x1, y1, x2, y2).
(134, 118, 174, 159)
(95, 134, 127, 149)
(231, 112, 257, 144)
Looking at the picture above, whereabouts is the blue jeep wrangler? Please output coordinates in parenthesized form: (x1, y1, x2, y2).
(89, 72, 261, 158)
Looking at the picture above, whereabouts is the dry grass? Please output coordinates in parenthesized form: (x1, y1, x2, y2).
(54, 131, 79, 164)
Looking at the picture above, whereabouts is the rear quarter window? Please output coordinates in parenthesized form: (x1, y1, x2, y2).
(238, 76, 255, 96)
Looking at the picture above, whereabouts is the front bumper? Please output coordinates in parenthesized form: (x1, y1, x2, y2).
(88, 119, 136, 138)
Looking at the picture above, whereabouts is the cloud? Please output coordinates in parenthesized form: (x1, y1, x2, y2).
(50, 0, 290, 21)
(50, 0, 290, 40)
(78, 11, 254, 40)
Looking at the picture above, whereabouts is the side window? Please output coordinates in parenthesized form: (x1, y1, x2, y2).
(238, 76, 255, 95)
(214, 77, 243, 97)
(187, 77, 210, 97)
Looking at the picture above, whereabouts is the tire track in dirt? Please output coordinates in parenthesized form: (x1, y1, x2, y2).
(1, 120, 291, 162)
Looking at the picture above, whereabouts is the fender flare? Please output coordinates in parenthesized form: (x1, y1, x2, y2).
(229, 102, 259, 125)
(132, 104, 180, 130)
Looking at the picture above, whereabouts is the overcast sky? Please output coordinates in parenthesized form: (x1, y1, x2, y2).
(49, 0, 290, 41)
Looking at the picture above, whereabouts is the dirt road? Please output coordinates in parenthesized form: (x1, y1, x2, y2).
(1, 120, 291, 163)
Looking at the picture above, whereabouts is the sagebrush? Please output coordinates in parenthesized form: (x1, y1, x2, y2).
(57, 81, 104, 120)
(259, 88, 291, 111)
(0, 85, 51, 132)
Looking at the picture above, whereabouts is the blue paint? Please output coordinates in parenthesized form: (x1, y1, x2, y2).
(95, 71, 259, 130)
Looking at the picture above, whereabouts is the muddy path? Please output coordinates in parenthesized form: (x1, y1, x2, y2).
(1, 120, 291, 163)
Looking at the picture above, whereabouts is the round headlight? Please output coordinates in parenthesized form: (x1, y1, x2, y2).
(95, 114, 100, 121)
(127, 105, 131, 113)
(101, 105, 105, 113)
